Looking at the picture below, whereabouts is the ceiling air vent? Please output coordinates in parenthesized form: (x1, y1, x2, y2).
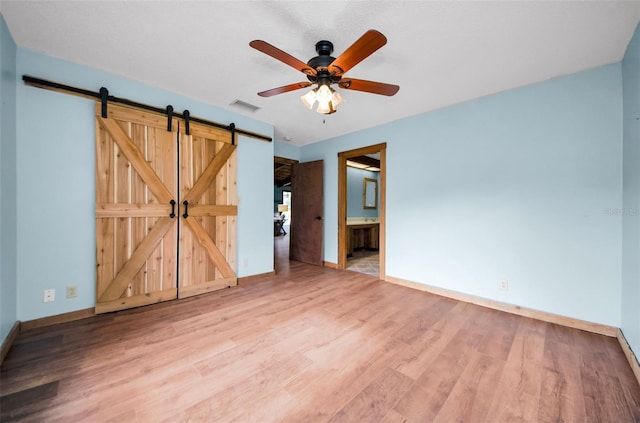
(229, 99, 260, 113)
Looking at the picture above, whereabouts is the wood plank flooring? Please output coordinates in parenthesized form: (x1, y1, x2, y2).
(1, 235, 639, 421)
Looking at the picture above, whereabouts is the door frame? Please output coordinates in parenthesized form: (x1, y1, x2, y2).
(337, 143, 386, 278)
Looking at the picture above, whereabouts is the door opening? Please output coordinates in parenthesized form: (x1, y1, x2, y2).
(338, 143, 386, 279)
(274, 156, 297, 272)
(282, 191, 292, 225)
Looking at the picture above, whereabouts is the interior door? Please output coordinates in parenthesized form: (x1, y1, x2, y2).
(95, 103, 178, 313)
(178, 122, 238, 298)
(290, 160, 324, 265)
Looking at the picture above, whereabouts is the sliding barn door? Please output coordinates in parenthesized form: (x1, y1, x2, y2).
(95, 104, 178, 313)
(95, 104, 238, 312)
(178, 123, 237, 298)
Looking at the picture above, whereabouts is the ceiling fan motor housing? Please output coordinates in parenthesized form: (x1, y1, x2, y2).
(307, 40, 341, 84)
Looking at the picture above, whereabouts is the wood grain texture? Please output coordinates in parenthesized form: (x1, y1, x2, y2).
(179, 126, 237, 297)
(182, 217, 235, 280)
(95, 288, 178, 314)
(0, 322, 20, 365)
(95, 107, 237, 313)
(619, 328, 640, 388)
(2, 245, 639, 422)
(188, 204, 238, 217)
(19, 308, 95, 331)
(237, 271, 276, 284)
(378, 147, 386, 279)
(95, 104, 179, 311)
(96, 114, 173, 204)
(95, 203, 171, 218)
(98, 217, 176, 302)
(290, 160, 324, 266)
(181, 142, 236, 205)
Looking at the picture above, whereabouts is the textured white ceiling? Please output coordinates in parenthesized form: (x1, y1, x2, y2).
(2, 1, 639, 146)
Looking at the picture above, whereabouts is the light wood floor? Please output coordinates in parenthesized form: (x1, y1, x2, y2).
(1, 236, 639, 422)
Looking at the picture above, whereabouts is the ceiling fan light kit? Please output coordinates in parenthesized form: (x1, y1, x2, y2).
(301, 84, 345, 114)
(250, 30, 399, 115)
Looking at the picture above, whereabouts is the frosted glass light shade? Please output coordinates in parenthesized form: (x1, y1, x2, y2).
(316, 100, 331, 114)
(331, 90, 344, 108)
(300, 89, 317, 109)
(316, 84, 332, 103)
(301, 85, 345, 114)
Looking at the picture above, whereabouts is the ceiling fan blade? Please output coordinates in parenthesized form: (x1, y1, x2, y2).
(328, 30, 387, 76)
(258, 82, 313, 97)
(250, 40, 317, 76)
(338, 78, 399, 96)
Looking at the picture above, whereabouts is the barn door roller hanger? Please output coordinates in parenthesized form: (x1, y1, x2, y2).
(23, 75, 270, 143)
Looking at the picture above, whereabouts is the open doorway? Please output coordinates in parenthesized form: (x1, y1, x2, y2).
(274, 156, 297, 272)
(282, 191, 292, 227)
(337, 143, 386, 279)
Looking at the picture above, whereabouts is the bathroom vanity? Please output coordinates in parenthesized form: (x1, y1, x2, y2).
(346, 218, 379, 256)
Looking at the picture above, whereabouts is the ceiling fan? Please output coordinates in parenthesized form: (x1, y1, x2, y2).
(250, 30, 399, 114)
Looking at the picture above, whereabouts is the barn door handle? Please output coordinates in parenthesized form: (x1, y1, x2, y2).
(169, 200, 176, 218)
(182, 201, 189, 218)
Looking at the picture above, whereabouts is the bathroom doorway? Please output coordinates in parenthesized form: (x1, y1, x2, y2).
(337, 143, 386, 279)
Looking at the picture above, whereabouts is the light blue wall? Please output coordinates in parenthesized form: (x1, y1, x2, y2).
(347, 167, 379, 218)
(15, 48, 274, 321)
(274, 141, 301, 161)
(621, 23, 640, 361)
(1, 14, 18, 345)
(237, 135, 274, 276)
(302, 64, 623, 327)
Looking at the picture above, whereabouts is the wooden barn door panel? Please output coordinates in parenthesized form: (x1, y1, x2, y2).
(178, 123, 237, 299)
(95, 103, 178, 314)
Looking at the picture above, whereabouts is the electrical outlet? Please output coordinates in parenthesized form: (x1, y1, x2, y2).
(66, 285, 78, 298)
(499, 280, 509, 291)
(242, 259, 249, 268)
(44, 289, 55, 303)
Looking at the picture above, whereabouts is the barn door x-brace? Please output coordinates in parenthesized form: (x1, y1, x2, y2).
(95, 102, 237, 314)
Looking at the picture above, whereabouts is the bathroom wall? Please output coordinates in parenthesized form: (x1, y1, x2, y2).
(347, 166, 379, 218)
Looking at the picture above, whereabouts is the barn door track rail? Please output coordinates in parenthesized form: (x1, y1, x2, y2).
(22, 75, 272, 143)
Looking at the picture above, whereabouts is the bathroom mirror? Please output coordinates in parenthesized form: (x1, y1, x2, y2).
(363, 177, 378, 210)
